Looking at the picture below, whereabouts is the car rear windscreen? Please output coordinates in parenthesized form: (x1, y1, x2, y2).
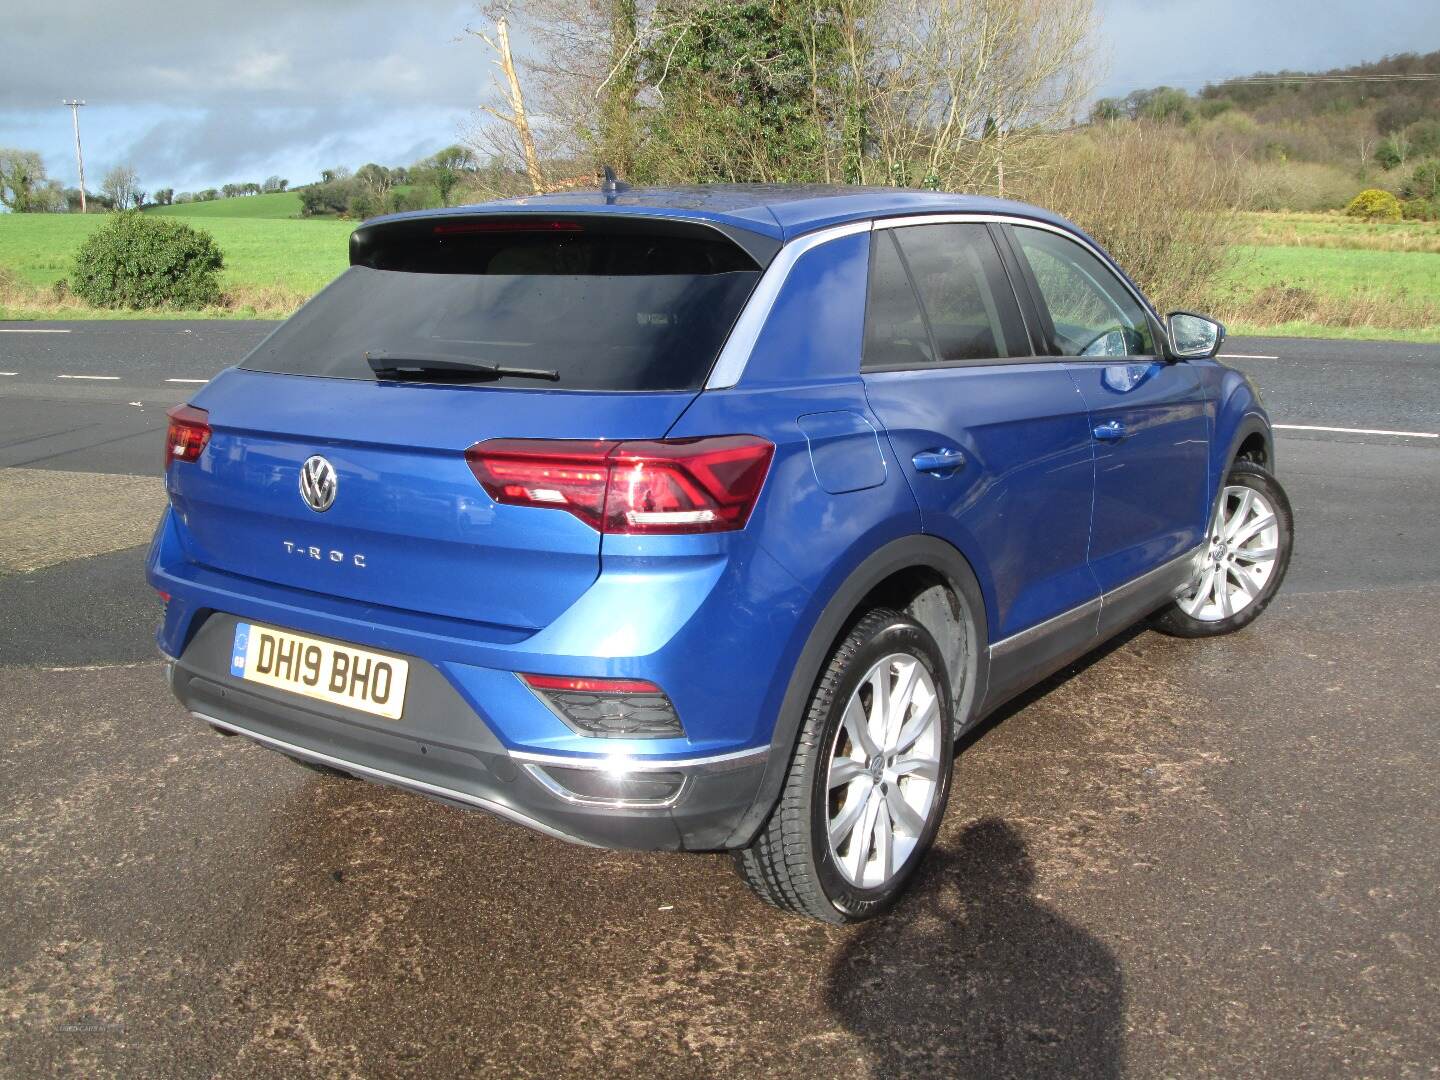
(240, 218, 765, 392)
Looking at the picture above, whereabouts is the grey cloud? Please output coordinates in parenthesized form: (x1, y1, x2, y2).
(1, 0, 481, 110)
(1094, 0, 1440, 97)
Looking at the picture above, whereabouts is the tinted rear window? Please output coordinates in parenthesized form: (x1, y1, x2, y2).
(241, 219, 763, 391)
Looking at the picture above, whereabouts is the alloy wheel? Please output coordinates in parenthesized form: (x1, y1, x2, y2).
(1178, 484, 1281, 622)
(825, 653, 943, 888)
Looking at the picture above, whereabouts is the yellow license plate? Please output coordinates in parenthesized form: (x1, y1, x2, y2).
(230, 621, 409, 720)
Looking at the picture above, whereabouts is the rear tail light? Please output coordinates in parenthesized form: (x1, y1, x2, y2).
(165, 404, 210, 469)
(465, 436, 774, 535)
(520, 673, 684, 739)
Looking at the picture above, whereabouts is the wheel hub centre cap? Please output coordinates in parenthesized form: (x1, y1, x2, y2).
(867, 756, 885, 782)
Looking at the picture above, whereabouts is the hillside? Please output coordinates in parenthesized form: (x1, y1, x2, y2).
(146, 191, 304, 219)
(1096, 51, 1440, 212)
(1202, 50, 1440, 126)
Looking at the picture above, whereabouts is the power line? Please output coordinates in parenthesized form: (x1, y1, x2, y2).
(1235, 73, 1440, 83)
(61, 99, 87, 214)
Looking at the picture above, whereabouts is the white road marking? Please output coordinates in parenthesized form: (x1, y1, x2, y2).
(0, 328, 71, 334)
(1275, 423, 1437, 439)
(0, 371, 17, 376)
(165, 378, 209, 384)
(56, 374, 120, 381)
(1219, 353, 1280, 360)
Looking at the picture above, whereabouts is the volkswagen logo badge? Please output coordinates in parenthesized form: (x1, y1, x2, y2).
(299, 455, 338, 513)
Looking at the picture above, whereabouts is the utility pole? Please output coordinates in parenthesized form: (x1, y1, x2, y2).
(61, 99, 87, 213)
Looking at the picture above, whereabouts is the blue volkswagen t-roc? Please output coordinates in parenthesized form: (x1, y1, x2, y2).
(149, 186, 1292, 922)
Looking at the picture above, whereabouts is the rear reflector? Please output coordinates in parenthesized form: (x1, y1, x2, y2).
(465, 436, 774, 535)
(165, 404, 210, 469)
(520, 673, 683, 739)
(523, 673, 662, 695)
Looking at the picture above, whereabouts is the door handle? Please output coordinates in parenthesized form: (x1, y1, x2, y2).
(1092, 420, 1127, 442)
(911, 447, 966, 475)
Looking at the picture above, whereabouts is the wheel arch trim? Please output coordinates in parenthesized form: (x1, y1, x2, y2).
(722, 534, 988, 848)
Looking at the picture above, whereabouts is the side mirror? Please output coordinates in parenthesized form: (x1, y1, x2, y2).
(1166, 311, 1226, 360)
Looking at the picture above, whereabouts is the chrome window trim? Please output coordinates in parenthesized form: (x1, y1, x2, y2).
(705, 220, 874, 389)
(873, 213, 1158, 325)
(194, 711, 602, 847)
(507, 743, 768, 774)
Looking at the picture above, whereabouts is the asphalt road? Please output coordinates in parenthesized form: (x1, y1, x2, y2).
(1, 324, 1437, 1076)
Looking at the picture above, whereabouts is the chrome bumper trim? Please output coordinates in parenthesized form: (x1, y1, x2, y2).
(507, 744, 769, 774)
(521, 763, 687, 809)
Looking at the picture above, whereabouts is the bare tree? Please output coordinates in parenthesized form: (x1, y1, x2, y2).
(356, 163, 396, 201)
(854, 0, 1097, 193)
(474, 0, 1097, 195)
(467, 14, 547, 193)
(101, 164, 139, 211)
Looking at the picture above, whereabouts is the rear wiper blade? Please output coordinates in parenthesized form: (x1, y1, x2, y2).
(364, 351, 559, 383)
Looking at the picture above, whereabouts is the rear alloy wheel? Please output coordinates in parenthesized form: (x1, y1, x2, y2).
(733, 609, 954, 923)
(1153, 459, 1293, 638)
(825, 653, 944, 889)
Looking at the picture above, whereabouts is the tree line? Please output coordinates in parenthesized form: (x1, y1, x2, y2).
(0, 151, 292, 213)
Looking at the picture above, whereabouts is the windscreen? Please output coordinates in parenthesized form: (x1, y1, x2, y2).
(240, 219, 764, 392)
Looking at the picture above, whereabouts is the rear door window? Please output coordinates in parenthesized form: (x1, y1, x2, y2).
(862, 231, 935, 369)
(891, 223, 1029, 362)
(241, 218, 764, 392)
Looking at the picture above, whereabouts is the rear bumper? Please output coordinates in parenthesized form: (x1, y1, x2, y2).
(165, 613, 767, 851)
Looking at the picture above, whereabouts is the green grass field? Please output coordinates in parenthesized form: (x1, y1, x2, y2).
(145, 191, 305, 219)
(0, 211, 353, 317)
(1228, 244, 1440, 302)
(2, 205, 1438, 338)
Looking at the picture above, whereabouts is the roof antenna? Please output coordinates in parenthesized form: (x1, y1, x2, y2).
(600, 165, 630, 201)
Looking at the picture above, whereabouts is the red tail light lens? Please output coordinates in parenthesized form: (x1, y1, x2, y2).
(465, 436, 774, 535)
(165, 404, 210, 469)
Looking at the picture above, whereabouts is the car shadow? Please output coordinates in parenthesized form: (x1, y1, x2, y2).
(824, 818, 1126, 1079)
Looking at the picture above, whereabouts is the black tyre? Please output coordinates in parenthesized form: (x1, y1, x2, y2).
(1152, 459, 1293, 638)
(733, 609, 955, 923)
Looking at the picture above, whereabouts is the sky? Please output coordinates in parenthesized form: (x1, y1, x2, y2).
(2, 0, 1438, 196)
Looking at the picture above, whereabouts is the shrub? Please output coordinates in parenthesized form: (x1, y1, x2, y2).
(300, 179, 358, 216)
(1401, 198, 1440, 222)
(1241, 160, 1356, 212)
(70, 212, 224, 309)
(387, 185, 441, 214)
(1402, 160, 1440, 202)
(1016, 121, 1242, 313)
(1345, 188, 1402, 222)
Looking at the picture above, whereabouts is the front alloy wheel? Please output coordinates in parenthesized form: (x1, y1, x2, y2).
(1153, 459, 1293, 638)
(1177, 484, 1282, 621)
